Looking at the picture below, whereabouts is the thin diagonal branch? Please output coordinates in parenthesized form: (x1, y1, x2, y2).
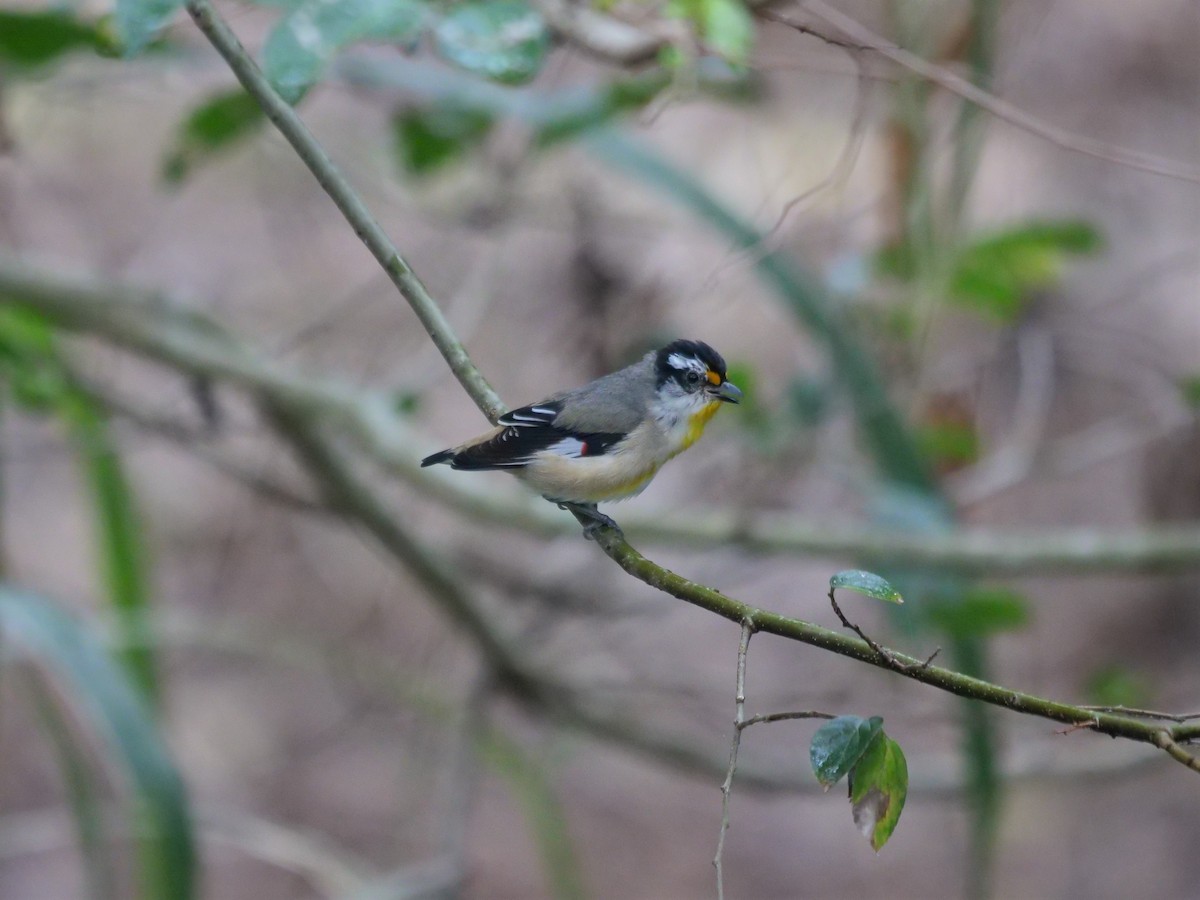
(182, 0, 505, 423)
(586, 528, 1200, 770)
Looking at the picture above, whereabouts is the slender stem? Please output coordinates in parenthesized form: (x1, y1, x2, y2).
(714, 620, 755, 900)
(182, 0, 505, 424)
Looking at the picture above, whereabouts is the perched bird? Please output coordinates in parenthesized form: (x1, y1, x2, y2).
(421, 339, 742, 533)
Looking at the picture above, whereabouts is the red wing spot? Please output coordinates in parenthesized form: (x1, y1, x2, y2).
(579, 441, 589, 456)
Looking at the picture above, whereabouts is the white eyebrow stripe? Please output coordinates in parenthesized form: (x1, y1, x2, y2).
(667, 352, 705, 373)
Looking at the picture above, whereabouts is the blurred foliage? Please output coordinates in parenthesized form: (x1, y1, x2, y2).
(878, 220, 1103, 323)
(161, 87, 265, 184)
(917, 420, 980, 470)
(667, 0, 754, 65)
(0, 308, 158, 703)
(433, 0, 549, 85)
(1179, 375, 1200, 410)
(263, 0, 430, 103)
(0, 588, 195, 899)
(927, 587, 1031, 639)
(116, 0, 182, 55)
(1085, 665, 1153, 709)
(392, 102, 494, 175)
(0, 9, 114, 72)
(5, 0, 1165, 895)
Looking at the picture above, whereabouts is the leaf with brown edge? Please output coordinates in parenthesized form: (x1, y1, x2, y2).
(848, 731, 908, 852)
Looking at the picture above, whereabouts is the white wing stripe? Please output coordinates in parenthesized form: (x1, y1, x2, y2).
(545, 437, 586, 458)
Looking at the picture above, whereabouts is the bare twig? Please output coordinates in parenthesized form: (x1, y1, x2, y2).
(741, 711, 835, 729)
(1151, 732, 1200, 775)
(776, 1, 1200, 185)
(1079, 706, 1200, 725)
(714, 619, 755, 900)
(827, 588, 938, 674)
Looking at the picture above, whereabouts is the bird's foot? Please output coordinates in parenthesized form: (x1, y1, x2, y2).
(555, 501, 624, 541)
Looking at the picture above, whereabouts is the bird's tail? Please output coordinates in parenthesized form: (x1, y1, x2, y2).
(420, 449, 454, 467)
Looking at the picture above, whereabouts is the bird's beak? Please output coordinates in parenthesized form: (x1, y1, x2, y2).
(711, 380, 743, 404)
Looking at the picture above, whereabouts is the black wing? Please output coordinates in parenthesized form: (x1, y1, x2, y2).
(425, 400, 624, 470)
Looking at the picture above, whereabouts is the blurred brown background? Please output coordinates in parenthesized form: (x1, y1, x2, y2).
(1, 0, 1198, 897)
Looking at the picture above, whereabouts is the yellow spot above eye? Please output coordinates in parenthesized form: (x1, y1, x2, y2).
(706, 370, 721, 386)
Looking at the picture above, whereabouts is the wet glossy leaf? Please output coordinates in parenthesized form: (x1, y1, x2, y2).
(810, 715, 883, 788)
(830, 570, 904, 605)
(0, 10, 104, 71)
(928, 587, 1029, 638)
(264, 0, 431, 103)
(848, 732, 907, 852)
(162, 88, 265, 185)
(115, 0, 183, 55)
(434, 0, 548, 85)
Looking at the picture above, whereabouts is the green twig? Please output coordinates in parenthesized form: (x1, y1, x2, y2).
(585, 528, 1200, 760)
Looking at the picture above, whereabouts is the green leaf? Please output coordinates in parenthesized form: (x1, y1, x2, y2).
(848, 731, 908, 852)
(434, 0, 549, 85)
(0, 10, 104, 71)
(162, 88, 266, 185)
(60, 392, 159, 706)
(927, 587, 1030, 638)
(264, 0, 431, 104)
(0, 588, 196, 898)
(0, 308, 71, 411)
(829, 569, 904, 605)
(25, 674, 119, 899)
(810, 715, 883, 788)
(948, 220, 1102, 322)
(392, 103, 493, 175)
(115, 0, 184, 55)
(668, 0, 755, 65)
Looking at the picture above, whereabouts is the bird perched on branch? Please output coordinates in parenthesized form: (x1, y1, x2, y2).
(421, 339, 742, 534)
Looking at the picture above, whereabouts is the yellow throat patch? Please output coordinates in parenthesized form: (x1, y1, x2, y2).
(680, 401, 722, 453)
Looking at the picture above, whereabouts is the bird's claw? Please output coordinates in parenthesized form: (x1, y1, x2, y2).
(555, 501, 624, 541)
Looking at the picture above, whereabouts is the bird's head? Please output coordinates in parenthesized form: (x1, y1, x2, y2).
(654, 339, 743, 406)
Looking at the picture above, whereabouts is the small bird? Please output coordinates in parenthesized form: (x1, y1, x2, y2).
(421, 339, 742, 533)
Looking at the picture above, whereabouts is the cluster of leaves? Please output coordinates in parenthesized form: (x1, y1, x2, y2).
(807, 571, 909, 851)
(810, 715, 908, 852)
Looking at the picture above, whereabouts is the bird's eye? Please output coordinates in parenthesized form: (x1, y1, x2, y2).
(685, 370, 701, 385)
